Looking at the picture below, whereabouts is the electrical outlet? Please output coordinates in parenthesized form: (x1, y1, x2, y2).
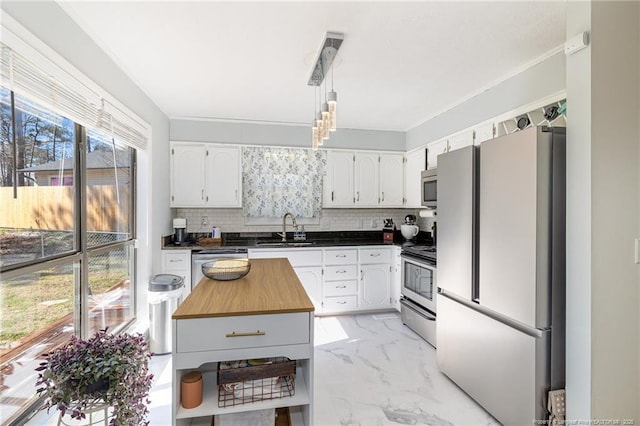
(370, 219, 377, 229)
(321, 219, 330, 230)
(200, 216, 208, 228)
(355, 219, 363, 229)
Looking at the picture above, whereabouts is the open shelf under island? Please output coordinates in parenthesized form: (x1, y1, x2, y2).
(171, 257, 315, 426)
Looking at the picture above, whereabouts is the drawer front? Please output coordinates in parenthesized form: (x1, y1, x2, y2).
(163, 251, 190, 268)
(323, 280, 357, 297)
(359, 247, 391, 264)
(249, 249, 322, 267)
(176, 312, 310, 353)
(324, 264, 358, 281)
(324, 249, 357, 265)
(323, 295, 357, 312)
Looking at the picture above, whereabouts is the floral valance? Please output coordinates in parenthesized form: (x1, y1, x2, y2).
(242, 147, 326, 219)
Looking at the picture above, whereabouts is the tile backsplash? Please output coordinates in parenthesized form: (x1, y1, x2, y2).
(175, 208, 436, 236)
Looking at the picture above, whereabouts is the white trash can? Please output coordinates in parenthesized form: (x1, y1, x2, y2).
(148, 274, 184, 354)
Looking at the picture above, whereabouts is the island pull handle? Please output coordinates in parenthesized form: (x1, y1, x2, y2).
(225, 331, 266, 338)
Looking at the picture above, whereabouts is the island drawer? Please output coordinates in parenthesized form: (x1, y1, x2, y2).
(323, 280, 357, 297)
(175, 312, 310, 353)
(324, 264, 357, 281)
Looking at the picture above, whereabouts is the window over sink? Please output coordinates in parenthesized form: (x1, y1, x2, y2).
(242, 147, 326, 224)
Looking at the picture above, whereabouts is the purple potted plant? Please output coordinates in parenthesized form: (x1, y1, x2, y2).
(35, 328, 154, 425)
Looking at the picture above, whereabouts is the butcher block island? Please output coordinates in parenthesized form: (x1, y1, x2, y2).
(171, 258, 315, 426)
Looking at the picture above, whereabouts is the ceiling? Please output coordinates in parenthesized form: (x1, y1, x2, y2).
(59, 1, 567, 132)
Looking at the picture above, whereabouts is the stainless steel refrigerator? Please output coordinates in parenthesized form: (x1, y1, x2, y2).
(436, 126, 566, 425)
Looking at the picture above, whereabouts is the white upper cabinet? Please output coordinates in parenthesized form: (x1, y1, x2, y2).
(323, 151, 355, 207)
(170, 142, 242, 208)
(354, 152, 379, 207)
(170, 143, 207, 207)
(207, 146, 242, 207)
(324, 150, 405, 208)
(379, 153, 405, 207)
(404, 148, 425, 208)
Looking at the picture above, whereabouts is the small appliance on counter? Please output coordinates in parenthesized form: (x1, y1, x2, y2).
(400, 215, 419, 240)
(383, 218, 395, 243)
(173, 218, 187, 245)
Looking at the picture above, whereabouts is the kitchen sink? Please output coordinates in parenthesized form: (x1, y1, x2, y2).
(255, 241, 316, 247)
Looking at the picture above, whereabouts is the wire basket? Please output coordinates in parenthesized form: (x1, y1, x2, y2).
(202, 259, 251, 281)
(217, 357, 295, 408)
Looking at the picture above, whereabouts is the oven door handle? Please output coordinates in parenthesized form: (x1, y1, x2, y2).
(400, 298, 436, 321)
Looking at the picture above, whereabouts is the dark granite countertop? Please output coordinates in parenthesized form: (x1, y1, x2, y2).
(162, 230, 433, 251)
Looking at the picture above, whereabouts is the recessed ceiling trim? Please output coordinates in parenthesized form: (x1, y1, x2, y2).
(307, 32, 344, 87)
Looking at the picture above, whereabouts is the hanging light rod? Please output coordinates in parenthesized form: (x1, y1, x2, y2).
(307, 32, 344, 87)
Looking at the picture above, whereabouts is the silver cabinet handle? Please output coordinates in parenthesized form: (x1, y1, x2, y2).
(226, 331, 266, 338)
(169, 259, 182, 263)
(336, 285, 347, 288)
(381, 192, 385, 202)
(201, 189, 205, 200)
(370, 253, 381, 257)
(331, 191, 334, 201)
(357, 191, 360, 201)
(337, 301, 347, 305)
(336, 254, 347, 258)
(235, 189, 238, 200)
(336, 270, 347, 274)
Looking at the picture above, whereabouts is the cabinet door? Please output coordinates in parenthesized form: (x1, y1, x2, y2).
(170, 143, 206, 207)
(379, 153, 405, 207)
(404, 148, 425, 208)
(354, 153, 379, 206)
(323, 151, 354, 207)
(206, 146, 242, 207)
(359, 264, 391, 309)
(294, 266, 322, 313)
(427, 139, 448, 170)
(392, 246, 402, 311)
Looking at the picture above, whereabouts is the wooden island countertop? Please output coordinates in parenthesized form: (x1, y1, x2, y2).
(172, 257, 314, 319)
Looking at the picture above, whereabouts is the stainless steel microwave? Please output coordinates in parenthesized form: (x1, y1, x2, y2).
(421, 169, 437, 207)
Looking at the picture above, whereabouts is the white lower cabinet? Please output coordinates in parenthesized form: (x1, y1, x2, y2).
(359, 264, 392, 310)
(392, 246, 402, 311)
(357, 247, 393, 311)
(248, 248, 323, 313)
(249, 246, 396, 316)
(294, 267, 323, 312)
(322, 248, 359, 314)
(161, 250, 192, 300)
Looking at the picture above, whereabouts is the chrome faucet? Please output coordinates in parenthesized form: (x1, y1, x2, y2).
(278, 212, 298, 242)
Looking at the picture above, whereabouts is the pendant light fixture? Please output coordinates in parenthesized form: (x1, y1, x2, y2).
(308, 32, 343, 148)
(327, 64, 337, 132)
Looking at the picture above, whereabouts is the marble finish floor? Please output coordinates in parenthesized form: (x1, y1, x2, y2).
(312, 313, 498, 426)
(144, 312, 499, 426)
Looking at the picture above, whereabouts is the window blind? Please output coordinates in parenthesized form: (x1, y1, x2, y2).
(0, 41, 148, 150)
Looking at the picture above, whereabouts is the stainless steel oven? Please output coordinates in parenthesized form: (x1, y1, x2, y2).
(400, 246, 437, 347)
(401, 254, 437, 313)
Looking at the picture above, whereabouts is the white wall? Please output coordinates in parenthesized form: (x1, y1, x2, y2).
(589, 1, 639, 419)
(565, 1, 640, 420)
(406, 52, 566, 150)
(564, 1, 593, 420)
(0, 1, 171, 322)
(170, 118, 405, 151)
